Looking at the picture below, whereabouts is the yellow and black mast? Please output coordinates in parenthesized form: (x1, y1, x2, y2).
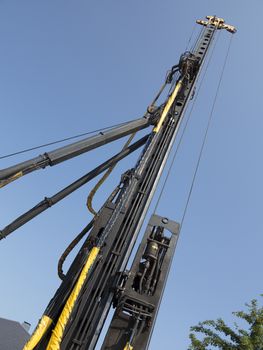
(0, 16, 236, 350)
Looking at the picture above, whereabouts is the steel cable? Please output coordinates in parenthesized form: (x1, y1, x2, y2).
(0, 120, 133, 160)
(153, 31, 220, 213)
(154, 32, 233, 232)
(180, 34, 233, 229)
(185, 22, 197, 51)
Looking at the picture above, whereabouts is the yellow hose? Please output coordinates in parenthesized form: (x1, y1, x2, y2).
(23, 315, 52, 350)
(46, 246, 100, 350)
(153, 80, 183, 133)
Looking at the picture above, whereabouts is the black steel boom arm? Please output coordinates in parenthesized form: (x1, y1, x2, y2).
(0, 114, 156, 187)
(34, 22, 218, 350)
(0, 133, 149, 240)
(9, 15, 236, 350)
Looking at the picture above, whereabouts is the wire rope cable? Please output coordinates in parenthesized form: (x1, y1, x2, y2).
(1, 71, 176, 162)
(191, 26, 205, 52)
(185, 23, 197, 51)
(179, 35, 233, 229)
(0, 120, 134, 160)
(153, 31, 220, 214)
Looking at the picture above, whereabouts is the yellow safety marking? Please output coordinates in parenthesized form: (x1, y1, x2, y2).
(0, 171, 23, 188)
(46, 246, 100, 350)
(23, 315, 52, 350)
(124, 342, 133, 350)
(153, 80, 183, 133)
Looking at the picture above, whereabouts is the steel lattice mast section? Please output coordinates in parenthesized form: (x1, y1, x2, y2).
(23, 16, 236, 350)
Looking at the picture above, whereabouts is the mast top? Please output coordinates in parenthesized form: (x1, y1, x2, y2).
(197, 15, 237, 34)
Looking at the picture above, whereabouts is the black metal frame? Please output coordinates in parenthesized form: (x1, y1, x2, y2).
(101, 214, 179, 350)
(2, 18, 226, 350)
(52, 24, 218, 350)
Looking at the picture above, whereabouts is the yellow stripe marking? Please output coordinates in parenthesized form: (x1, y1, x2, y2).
(153, 80, 183, 133)
(0, 171, 23, 188)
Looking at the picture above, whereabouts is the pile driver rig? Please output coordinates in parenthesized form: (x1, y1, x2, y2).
(0, 16, 236, 350)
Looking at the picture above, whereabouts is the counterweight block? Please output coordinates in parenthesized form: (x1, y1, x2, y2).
(101, 214, 180, 350)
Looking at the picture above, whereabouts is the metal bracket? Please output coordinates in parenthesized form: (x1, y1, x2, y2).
(197, 15, 237, 34)
(101, 214, 180, 350)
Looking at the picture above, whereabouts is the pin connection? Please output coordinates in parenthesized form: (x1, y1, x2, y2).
(197, 15, 237, 34)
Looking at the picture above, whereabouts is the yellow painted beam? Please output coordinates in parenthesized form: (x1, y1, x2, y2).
(153, 80, 183, 133)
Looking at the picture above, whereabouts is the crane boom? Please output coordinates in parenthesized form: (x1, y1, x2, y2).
(4, 15, 235, 350)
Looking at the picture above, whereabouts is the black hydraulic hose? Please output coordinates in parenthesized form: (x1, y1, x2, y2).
(135, 316, 146, 339)
(46, 220, 95, 318)
(139, 263, 149, 294)
(0, 134, 150, 240)
(145, 259, 157, 294)
(150, 251, 162, 294)
(57, 219, 95, 280)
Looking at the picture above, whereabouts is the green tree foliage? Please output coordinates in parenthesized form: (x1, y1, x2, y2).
(189, 297, 263, 349)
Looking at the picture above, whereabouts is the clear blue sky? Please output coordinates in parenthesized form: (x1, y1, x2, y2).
(0, 1, 262, 349)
